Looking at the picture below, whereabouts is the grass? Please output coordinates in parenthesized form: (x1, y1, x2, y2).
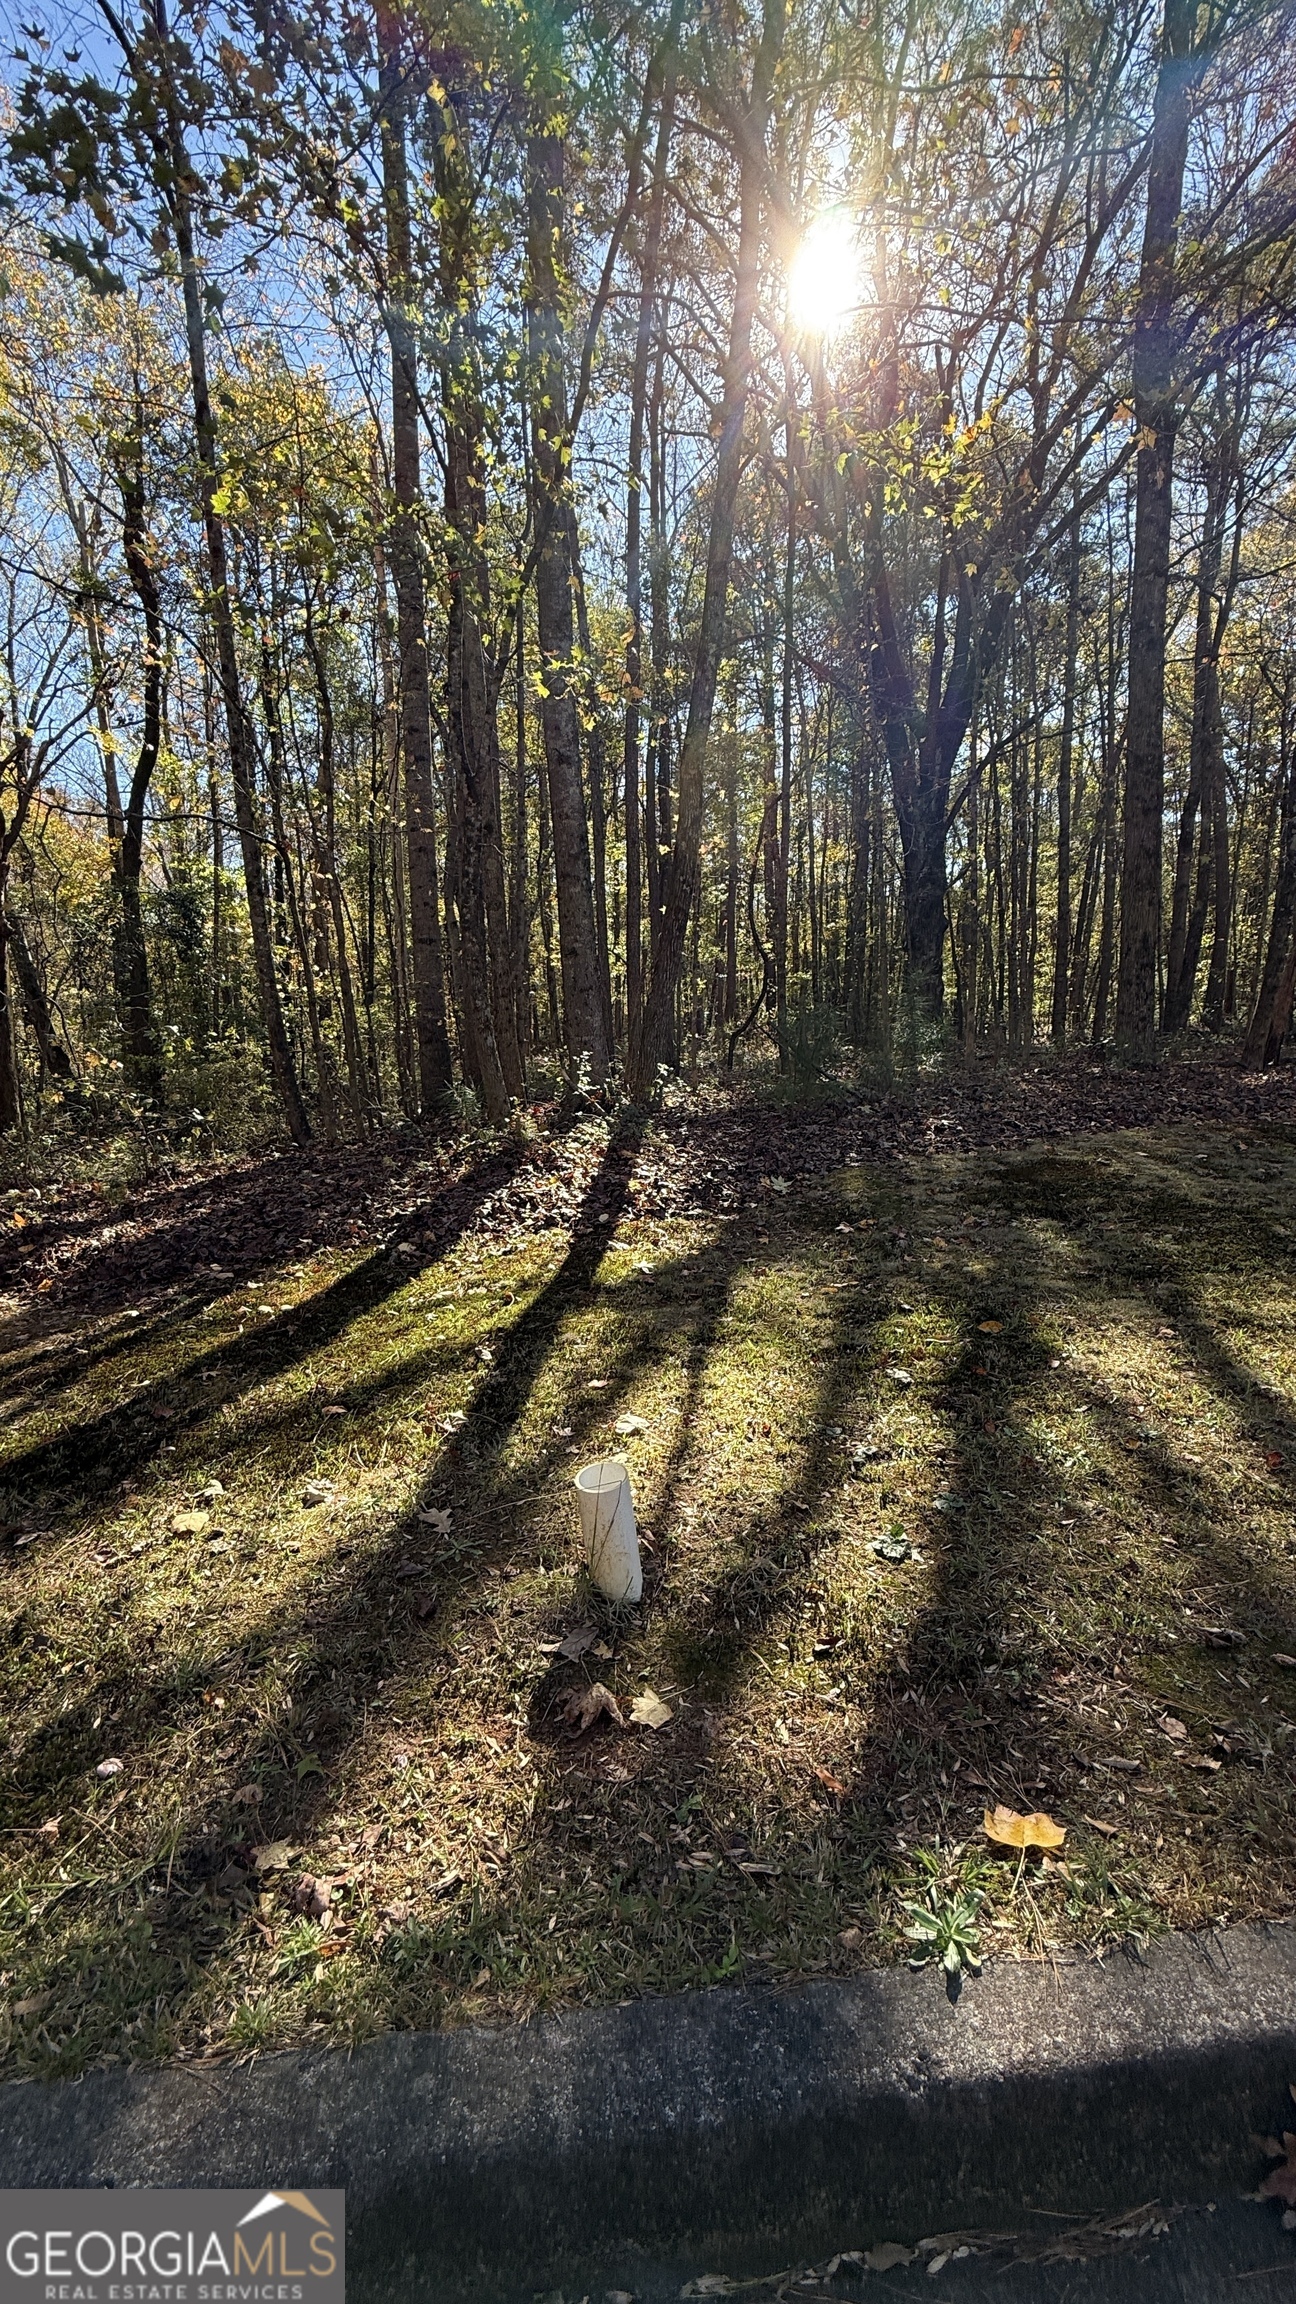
(2, 1111, 1295, 2076)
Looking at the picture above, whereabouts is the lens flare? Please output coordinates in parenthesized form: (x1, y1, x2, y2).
(787, 211, 864, 337)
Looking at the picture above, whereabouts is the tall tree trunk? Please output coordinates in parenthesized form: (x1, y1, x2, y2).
(624, 64, 677, 1048)
(1165, 387, 1240, 1032)
(572, 533, 616, 1054)
(525, 123, 612, 1086)
(1199, 647, 1232, 1030)
(510, 617, 531, 1064)
(425, 82, 520, 1118)
(1243, 676, 1296, 1066)
(114, 404, 165, 1100)
(5, 911, 71, 1081)
(377, 16, 456, 1119)
(647, 338, 673, 965)
(1051, 503, 1080, 1042)
(155, 28, 310, 1143)
(723, 689, 739, 1025)
(304, 622, 370, 1125)
(373, 532, 416, 1113)
(629, 0, 787, 1097)
(1093, 736, 1119, 1045)
(1115, 0, 1198, 1060)
(0, 911, 19, 1133)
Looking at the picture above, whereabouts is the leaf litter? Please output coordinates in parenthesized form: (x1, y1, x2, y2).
(676, 2203, 1181, 2294)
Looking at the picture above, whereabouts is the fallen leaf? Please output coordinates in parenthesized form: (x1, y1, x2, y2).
(95, 1758, 124, 1779)
(1260, 2135, 1296, 2207)
(812, 1765, 849, 1796)
(977, 1319, 1003, 1334)
(472, 1966, 491, 1988)
(871, 1532, 911, 1562)
(586, 1378, 611, 1389)
(1182, 1754, 1222, 1772)
(292, 1873, 332, 1921)
(232, 1783, 263, 1806)
(1083, 1816, 1119, 1837)
(1202, 1627, 1246, 1650)
(1159, 1714, 1188, 1740)
(983, 1805, 1066, 1851)
(864, 2244, 915, 2272)
(557, 1625, 599, 1660)
(417, 1507, 453, 1532)
(630, 1688, 673, 1729)
(195, 1482, 225, 1504)
(251, 1840, 294, 1873)
(614, 1413, 650, 1435)
(769, 1177, 791, 1195)
(322, 1404, 346, 1417)
(302, 1479, 334, 1506)
(1273, 1654, 1296, 1669)
(838, 1926, 863, 1947)
(11, 1992, 51, 2018)
(1266, 1451, 1284, 1470)
(559, 1682, 624, 1734)
(886, 1367, 913, 1386)
(170, 1509, 210, 1537)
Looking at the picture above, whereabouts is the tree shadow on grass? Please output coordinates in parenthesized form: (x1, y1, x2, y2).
(820, 1146, 1296, 1923)
(480, 1138, 1296, 2008)
(0, 1141, 541, 1527)
(0, 1134, 461, 1311)
(3, 1118, 757, 2062)
(7, 1128, 1296, 2069)
(0, 1134, 539, 1425)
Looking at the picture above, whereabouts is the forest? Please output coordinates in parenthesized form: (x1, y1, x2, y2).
(0, 0, 1293, 1151)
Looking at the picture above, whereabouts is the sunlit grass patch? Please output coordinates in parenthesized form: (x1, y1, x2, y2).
(1, 1118, 1295, 2075)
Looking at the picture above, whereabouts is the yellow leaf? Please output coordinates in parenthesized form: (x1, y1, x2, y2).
(170, 1509, 211, 1536)
(983, 1804, 1066, 1850)
(977, 1318, 1002, 1333)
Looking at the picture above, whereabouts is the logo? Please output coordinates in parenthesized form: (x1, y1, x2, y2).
(0, 2188, 344, 2304)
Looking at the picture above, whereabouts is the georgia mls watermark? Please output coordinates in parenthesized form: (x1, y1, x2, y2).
(0, 2190, 344, 2304)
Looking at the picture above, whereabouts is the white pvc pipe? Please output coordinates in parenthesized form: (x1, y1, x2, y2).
(573, 1457, 642, 1603)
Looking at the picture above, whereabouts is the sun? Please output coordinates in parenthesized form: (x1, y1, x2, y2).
(787, 211, 864, 337)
